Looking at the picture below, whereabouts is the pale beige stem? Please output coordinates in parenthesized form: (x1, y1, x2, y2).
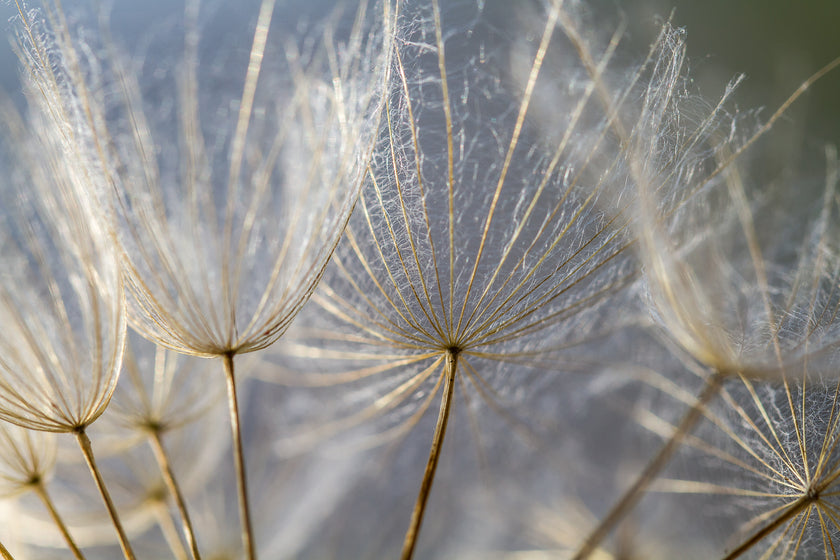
(222, 352, 256, 560)
(33, 482, 85, 560)
(152, 499, 189, 560)
(148, 430, 202, 560)
(573, 371, 723, 560)
(74, 429, 137, 560)
(401, 350, 459, 560)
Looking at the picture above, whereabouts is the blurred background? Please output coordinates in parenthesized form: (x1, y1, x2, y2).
(0, 0, 837, 180)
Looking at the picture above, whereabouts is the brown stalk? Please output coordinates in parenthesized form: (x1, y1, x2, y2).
(401, 349, 458, 560)
(148, 429, 202, 560)
(75, 429, 136, 560)
(222, 352, 256, 560)
(573, 371, 724, 560)
(32, 482, 85, 560)
(0, 540, 14, 560)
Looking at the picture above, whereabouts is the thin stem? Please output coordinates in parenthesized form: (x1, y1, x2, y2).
(722, 495, 813, 560)
(401, 350, 458, 560)
(222, 352, 256, 560)
(0, 540, 14, 560)
(152, 499, 189, 560)
(573, 371, 724, 560)
(74, 429, 137, 560)
(148, 430, 202, 560)
(33, 482, 86, 560)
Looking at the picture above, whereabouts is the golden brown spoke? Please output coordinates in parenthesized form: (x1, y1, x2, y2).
(645, 55, 840, 240)
(474, 266, 635, 348)
(723, 161, 802, 476)
(760, 504, 808, 560)
(790, 154, 838, 342)
(573, 371, 723, 560)
(723, 498, 816, 560)
(148, 430, 202, 560)
(633, 405, 800, 493)
(276, 353, 437, 387)
(277, 357, 443, 456)
(381, 95, 446, 338)
(341, 223, 424, 335)
(453, 1, 561, 337)
(388, 52, 447, 329)
(330, 248, 427, 342)
(709, 55, 840, 199)
(315, 332, 426, 354)
(348, 367, 446, 452)
(401, 351, 458, 560)
(511, 224, 631, 312)
(635, 368, 801, 488)
(427, 0, 457, 337)
(818, 501, 840, 555)
(222, 0, 277, 328)
(33, 482, 85, 560)
(795, 377, 811, 485)
(650, 478, 788, 498)
(458, 68, 602, 337)
(360, 172, 444, 338)
(819, 456, 840, 491)
(735, 498, 804, 551)
(725, 378, 805, 488)
(286, 327, 428, 352)
(75, 428, 137, 560)
(816, 504, 838, 559)
(180, 0, 213, 257)
(462, 187, 629, 341)
(468, 320, 626, 362)
(0, 294, 76, 416)
(789, 507, 812, 558)
(812, 465, 840, 497)
(468, 224, 634, 343)
(313, 289, 430, 347)
(222, 354, 256, 560)
(483, 261, 636, 347)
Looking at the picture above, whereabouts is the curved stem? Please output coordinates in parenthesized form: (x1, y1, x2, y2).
(148, 430, 202, 560)
(222, 352, 256, 560)
(33, 482, 86, 560)
(573, 371, 723, 560)
(74, 429, 137, 560)
(401, 350, 458, 560)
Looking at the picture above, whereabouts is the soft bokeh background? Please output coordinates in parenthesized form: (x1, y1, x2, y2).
(1, 0, 836, 173)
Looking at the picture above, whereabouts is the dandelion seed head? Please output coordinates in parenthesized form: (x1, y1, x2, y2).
(31, 0, 394, 359)
(0, 96, 125, 433)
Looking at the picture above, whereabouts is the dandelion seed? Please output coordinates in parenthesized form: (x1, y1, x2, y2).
(0, 63, 131, 556)
(523, 1, 840, 552)
(265, 1, 648, 556)
(21, 1, 395, 557)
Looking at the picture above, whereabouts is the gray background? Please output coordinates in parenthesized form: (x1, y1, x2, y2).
(0, 0, 837, 169)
